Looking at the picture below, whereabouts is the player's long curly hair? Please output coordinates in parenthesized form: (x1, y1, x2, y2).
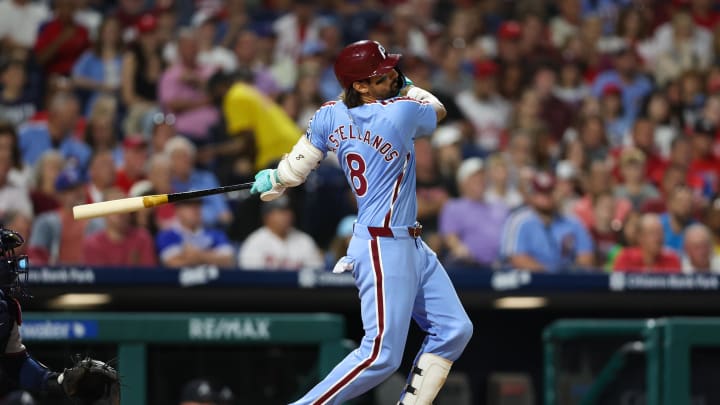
(341, 68, 407, 109)
(342, 85, 365, 109)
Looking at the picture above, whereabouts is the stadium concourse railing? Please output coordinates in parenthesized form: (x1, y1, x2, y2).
(23, 264, 720, 292)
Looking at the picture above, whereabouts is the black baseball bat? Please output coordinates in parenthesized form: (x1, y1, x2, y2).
(73, 182, 255, 220)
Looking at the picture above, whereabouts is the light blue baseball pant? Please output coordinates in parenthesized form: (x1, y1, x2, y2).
(290, 224, 473, 405)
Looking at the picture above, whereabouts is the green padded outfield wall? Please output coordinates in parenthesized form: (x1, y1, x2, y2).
(20, 312, 347, 405)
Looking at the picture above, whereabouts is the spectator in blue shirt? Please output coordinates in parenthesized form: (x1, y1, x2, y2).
(155, 198, 235, 268)
(501, 171, 594, 272)
(592, 44, 654, 122)
(165, 135, 233, 228)
(660, 184, 696, 253)
(18, 92, 91, 171)
(71, 15, 124, 116)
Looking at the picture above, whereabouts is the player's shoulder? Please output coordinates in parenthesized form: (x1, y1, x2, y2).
(309, 100, 340, 120)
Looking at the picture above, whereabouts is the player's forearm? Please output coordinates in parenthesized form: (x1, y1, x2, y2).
(275, 137, 324, 187)
(406, 86, 446, 122)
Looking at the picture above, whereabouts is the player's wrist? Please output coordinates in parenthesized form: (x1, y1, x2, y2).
(272, 169, 284, 186)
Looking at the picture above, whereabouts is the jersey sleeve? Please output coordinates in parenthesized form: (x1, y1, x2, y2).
(415, 101, 438, 137)
(304, 107, 330, 155)
(392, 98, 437, 138)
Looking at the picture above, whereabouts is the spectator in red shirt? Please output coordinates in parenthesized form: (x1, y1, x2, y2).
(82, 188, 157, 267)
(33, 0, 90, 77)
(115, 134, 148, 194)
(573, 159, 632, 232)
(642, 163, 693, 214)
(652, 136, 704, 189)
(113, 0, 148, 36)
(28, 165, 103, 265)
(611, 117, 666, 182)
(533, 66, 574, 143)
(613, 213, 682, 273)
(629, 117, 666, 182)
(690, 0, 720, 29)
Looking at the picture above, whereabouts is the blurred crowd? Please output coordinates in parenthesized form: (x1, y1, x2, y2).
(2, 0, 720, 274)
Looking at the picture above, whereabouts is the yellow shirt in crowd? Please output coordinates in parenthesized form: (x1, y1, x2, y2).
(223, 82, 302, 170)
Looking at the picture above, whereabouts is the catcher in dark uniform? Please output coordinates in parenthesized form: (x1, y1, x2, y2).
(0, 228, 119, 404)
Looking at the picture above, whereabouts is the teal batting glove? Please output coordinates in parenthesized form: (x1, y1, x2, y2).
(251, 169, 276, 194)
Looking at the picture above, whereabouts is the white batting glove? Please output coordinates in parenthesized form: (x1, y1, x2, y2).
(261, 184, 286, 202)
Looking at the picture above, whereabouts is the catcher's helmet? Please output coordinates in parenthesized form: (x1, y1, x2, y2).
(334, 40, 401, 89)
(0, 229, 28, 297)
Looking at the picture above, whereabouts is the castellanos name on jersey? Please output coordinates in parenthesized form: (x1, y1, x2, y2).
(306, 96, 437, 227)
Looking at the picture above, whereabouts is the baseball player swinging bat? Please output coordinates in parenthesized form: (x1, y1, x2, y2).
(72, 181, 254, 220)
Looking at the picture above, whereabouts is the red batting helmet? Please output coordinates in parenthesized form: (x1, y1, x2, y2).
(334, 40, 401, 89)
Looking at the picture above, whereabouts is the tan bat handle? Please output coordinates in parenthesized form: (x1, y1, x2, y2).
(72, 195, 169, 220)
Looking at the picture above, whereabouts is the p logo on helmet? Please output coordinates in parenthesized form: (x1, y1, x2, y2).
(333, 40, 402, 89)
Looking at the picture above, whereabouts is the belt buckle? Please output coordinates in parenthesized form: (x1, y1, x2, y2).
(409, 224, 423, 238)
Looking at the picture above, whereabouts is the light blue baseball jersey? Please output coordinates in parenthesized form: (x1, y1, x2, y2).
(291, 95, 472, 405)
(305, 97, 437, 227)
